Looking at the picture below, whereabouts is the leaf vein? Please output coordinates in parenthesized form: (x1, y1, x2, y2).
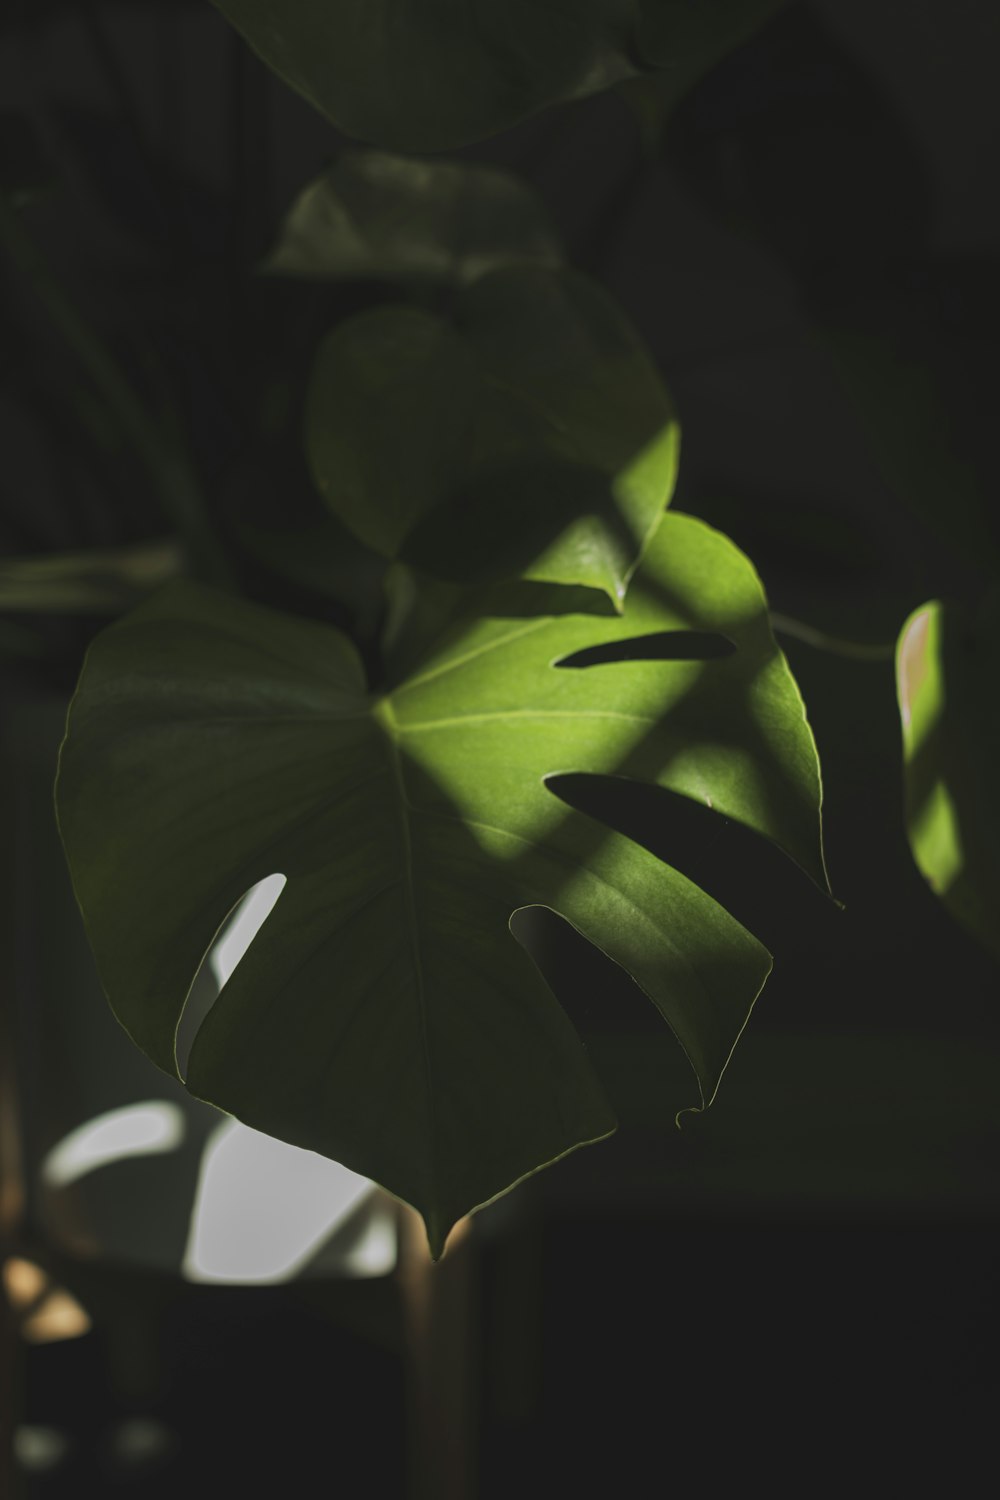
(400, 709, 654, 733)
(392, 618, 551, 697)
(378, 698, 437, 1200)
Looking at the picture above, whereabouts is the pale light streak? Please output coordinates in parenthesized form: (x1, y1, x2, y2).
(187, 872, 394, 1281)
(41, 1102, 186, 1189)
(181, 1118, 393, 1283)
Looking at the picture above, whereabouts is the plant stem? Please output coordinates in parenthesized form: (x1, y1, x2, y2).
(0, 194, 234, 588)
(770, 612, 896, 661)
(398, 1209, 479, 1500)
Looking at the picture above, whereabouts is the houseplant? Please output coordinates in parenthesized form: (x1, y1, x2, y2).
(3, 0, 998, 1493)
(5, 0, 831, 1261)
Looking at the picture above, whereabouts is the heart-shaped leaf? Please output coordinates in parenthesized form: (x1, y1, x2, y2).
(306, 267, 679, 608)
(622, 0, 788, 148)
(56, 513, 826, 1255)
(210, 0, 788, 151)
(897, 591, 1000, 963)
(261, 150, 562, 287)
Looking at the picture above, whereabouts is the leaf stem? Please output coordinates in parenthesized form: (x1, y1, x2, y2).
(770, 612, 895, 662)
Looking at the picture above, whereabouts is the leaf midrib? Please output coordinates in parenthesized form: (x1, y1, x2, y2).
(392, 617, 550, 697)
(399, 708, 653, 732)
(374, 695, 436, 1204)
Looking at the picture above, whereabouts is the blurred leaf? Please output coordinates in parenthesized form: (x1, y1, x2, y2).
(657, 6, 1000, 577)
(306, 267, 679, 608)
(897, 591, 1000, 964)
(57, 512, 825, 1256)
(210, 0, 794, 152)
(0, 540, 183, 615)
(262, 149, 562, 287)
(621, 0, 787, 149)
(659, 3, 929, 281)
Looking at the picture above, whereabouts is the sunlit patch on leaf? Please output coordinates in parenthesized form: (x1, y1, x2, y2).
(897, 606, 937, 746)
(897, 594, 1000, 961)
(261, 150, 562, 287)
(305, 267, 679, 608)
(909, 781, 964, 896)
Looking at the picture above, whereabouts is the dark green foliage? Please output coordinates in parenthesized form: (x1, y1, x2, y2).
(210, 0, 788, 150)
(4, 0, 995, 1264)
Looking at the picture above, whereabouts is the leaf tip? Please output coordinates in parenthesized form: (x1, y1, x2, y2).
(674, 1103, 703, 1133)
(422, 1211, 474, 1264)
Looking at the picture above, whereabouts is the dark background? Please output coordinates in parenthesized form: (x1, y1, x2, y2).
(2, 1, 999, 1493)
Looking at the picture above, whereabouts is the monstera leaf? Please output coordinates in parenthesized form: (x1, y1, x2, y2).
(897, 591, 1000, 964)
(210, 0, 790, 151)
(262, 150, 562, 287)
(57, 513, 826, 1255)
(306, 267, 679, 608)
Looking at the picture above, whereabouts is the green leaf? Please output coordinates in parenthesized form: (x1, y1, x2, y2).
(306, 266, 679, 608)
(897, 592, 1000, 963)
(210, 0, 789, 152)
(621, 0, 788, 149)
(261, 149, 562, 287)
(57, 512, 825, 1255)
(0, 540, 183, 615)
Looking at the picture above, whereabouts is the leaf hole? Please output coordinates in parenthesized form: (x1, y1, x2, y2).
(545, 775, 832, 962)
(555, 630, 736, 668)
(509, 908, 696, 1124)
(41, 1102, 186, 1188)
(510, 907, 667, 1038)
(175, 874, 287, 1078)
(181, 1118, 395, 1284)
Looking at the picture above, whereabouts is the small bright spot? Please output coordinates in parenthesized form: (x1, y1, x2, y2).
(22, 1289, 92, 1344)
(339, 1199, 398, 1278)
(106, 1417, 174, 1468)
(182, 1119, 394, 1283)
(210, 873, 286, 987)
(3, 1255, 47, 1309)
(41, 1101, 186, 1189)
(4, 1258, 92, 1343)
(14, 1425, 72, 1473)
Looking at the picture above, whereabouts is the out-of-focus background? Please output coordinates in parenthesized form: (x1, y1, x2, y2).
(2, 1, 998, 1493)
